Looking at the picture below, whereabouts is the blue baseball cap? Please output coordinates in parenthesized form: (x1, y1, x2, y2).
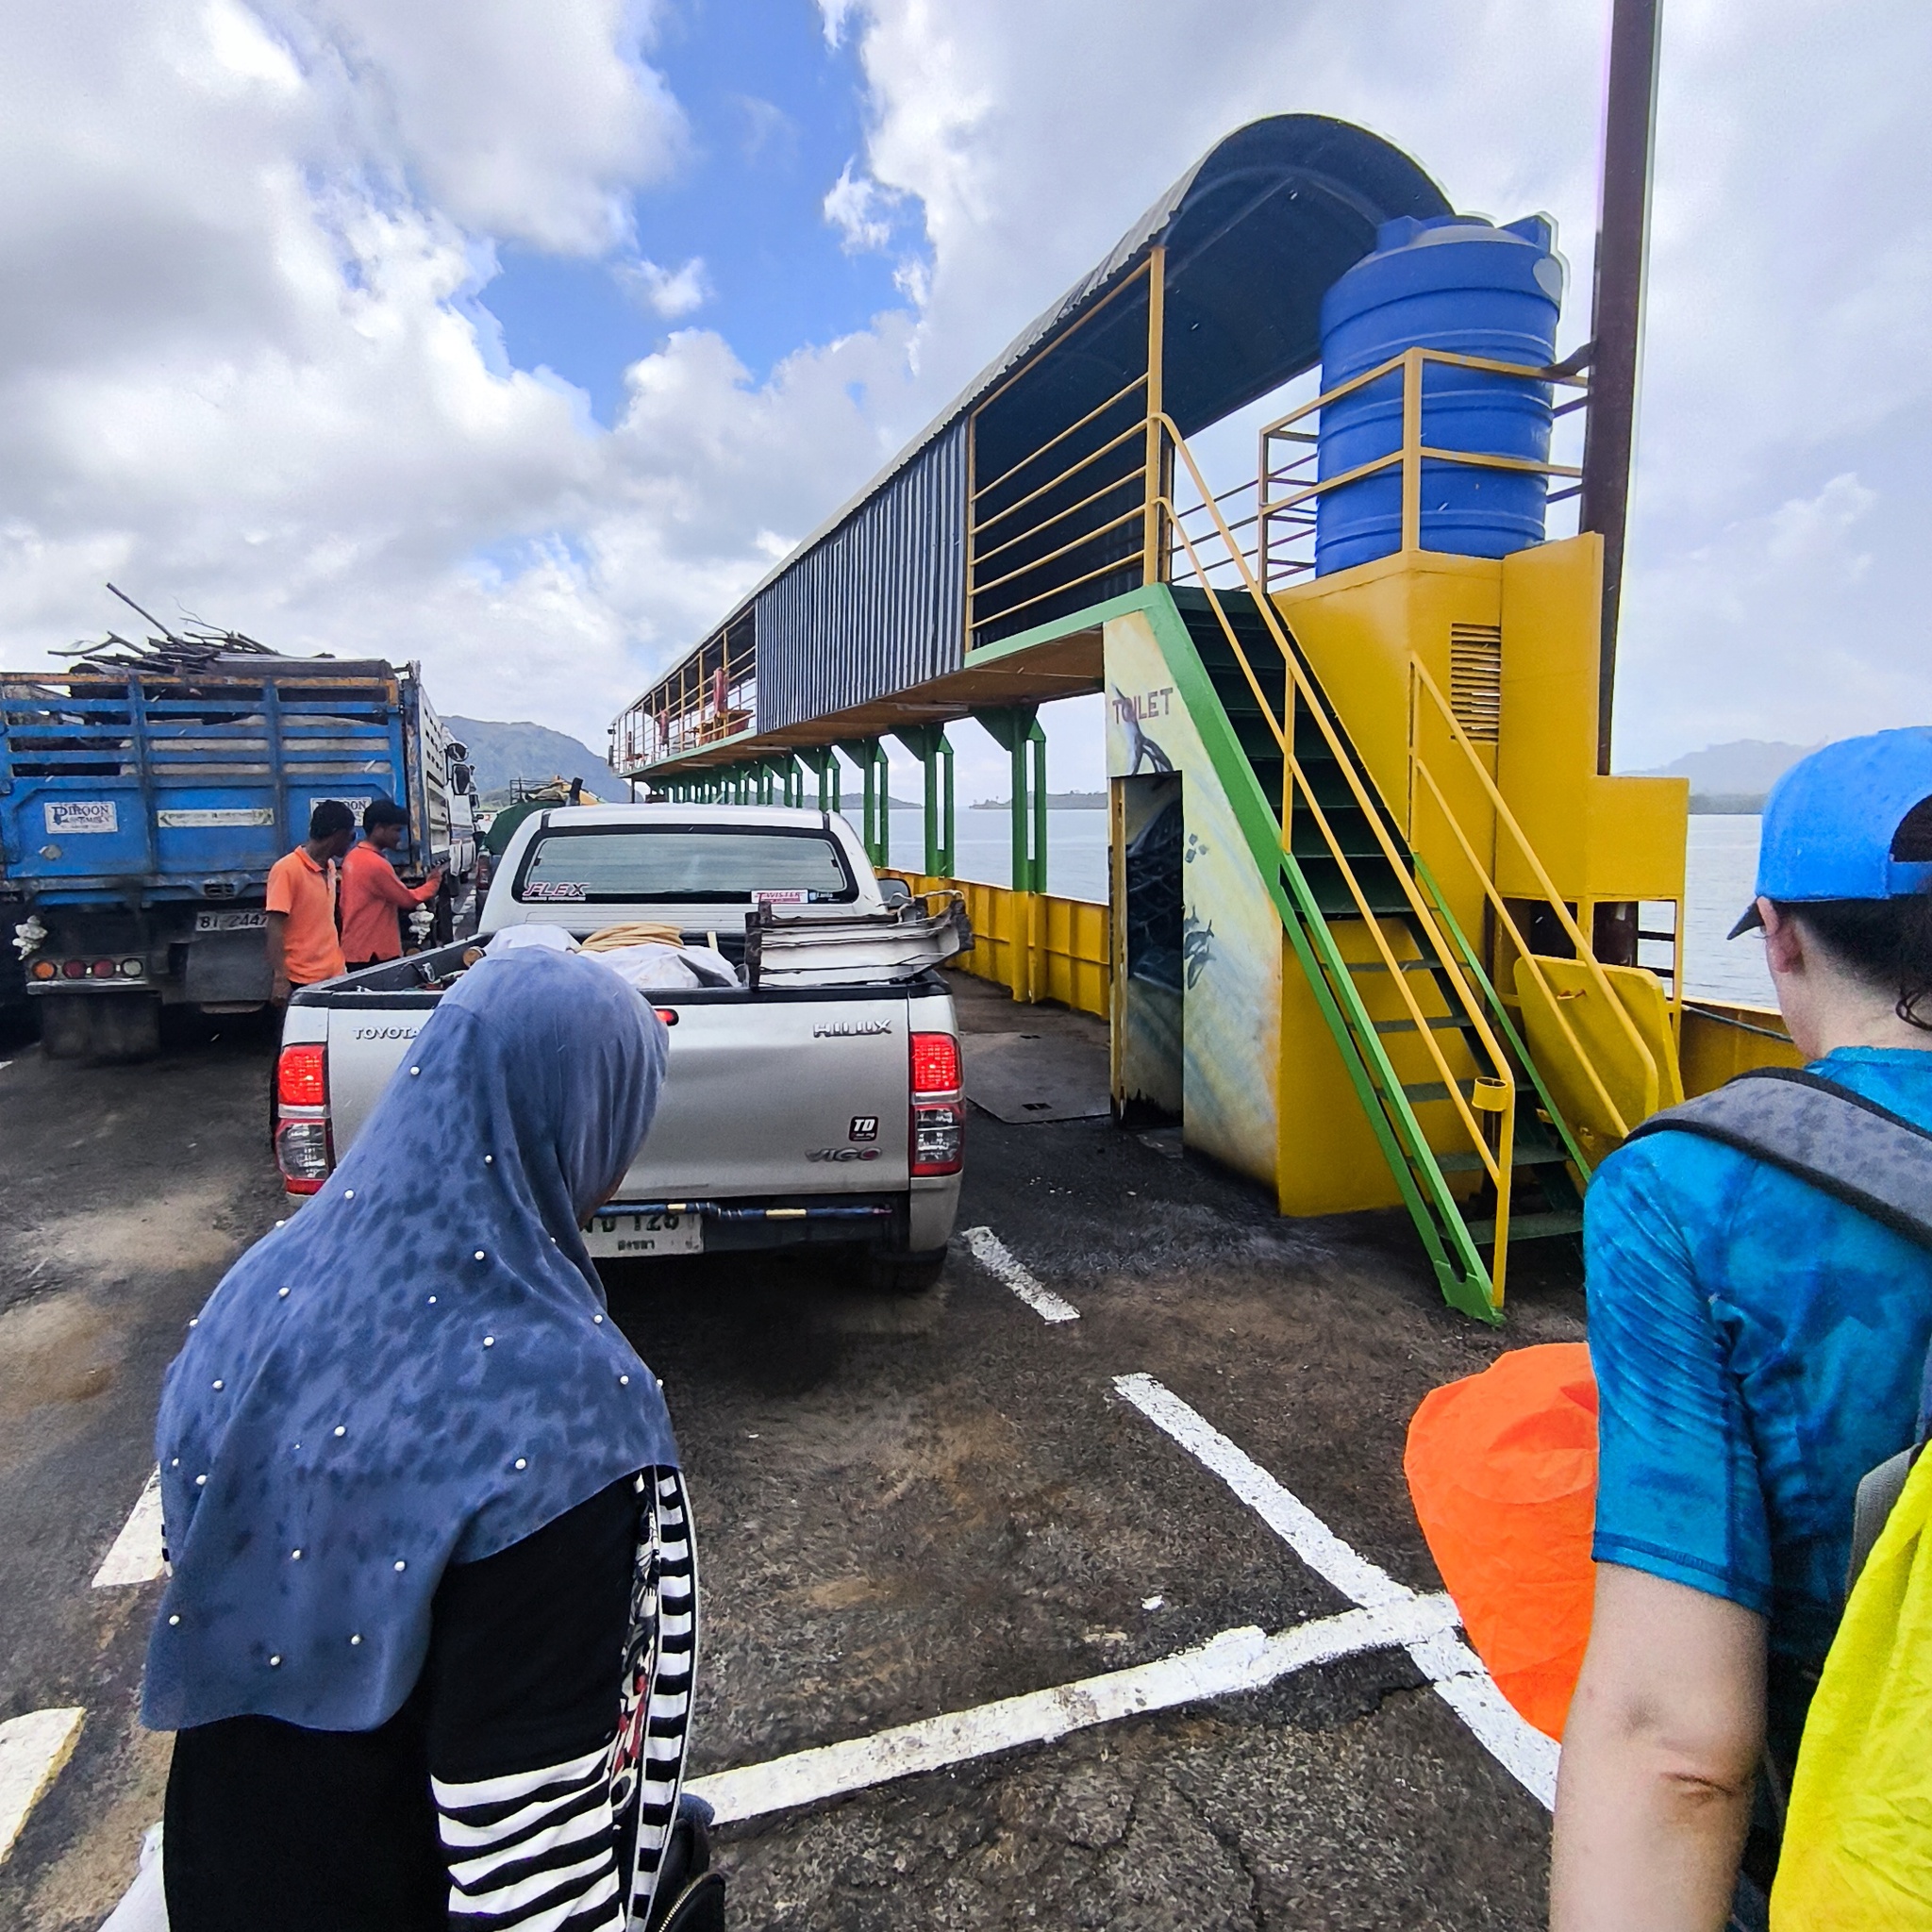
(1730, 727, 1932, 938)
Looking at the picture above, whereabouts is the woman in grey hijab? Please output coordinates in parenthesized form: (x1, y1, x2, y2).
(149, 947, 724, 1931)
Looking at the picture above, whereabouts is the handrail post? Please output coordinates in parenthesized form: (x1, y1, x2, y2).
(1142, 244, 1166, 585)
(1400, 347, 1424, 554)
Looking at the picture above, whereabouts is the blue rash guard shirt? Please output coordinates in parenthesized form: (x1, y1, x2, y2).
(1585, 1045, 1932, 1757)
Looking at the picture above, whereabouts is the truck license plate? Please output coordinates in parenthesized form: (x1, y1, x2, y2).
(195, 909, 268, 932)
(584, 1210, 704, 1258)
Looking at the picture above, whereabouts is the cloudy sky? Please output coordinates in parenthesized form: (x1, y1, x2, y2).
(2, 0, 1926, 804)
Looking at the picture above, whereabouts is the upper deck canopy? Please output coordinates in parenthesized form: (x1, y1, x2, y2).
(614, 114, 1450, 776)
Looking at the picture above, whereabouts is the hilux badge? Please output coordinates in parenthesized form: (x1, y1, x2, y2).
(813, 1019, 892, 1038)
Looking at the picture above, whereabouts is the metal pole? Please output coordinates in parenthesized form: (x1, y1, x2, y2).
(1010, 731, 1028, 890)
(1028, 722, 1048, 894)
(939, 736, 955, 878)
(923, 738, 940, 877)
(1579, 0, 1663, 774)
(1142, 245, 1166, 584)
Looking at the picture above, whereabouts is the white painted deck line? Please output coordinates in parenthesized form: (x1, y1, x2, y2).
(1113, 1373, 1559, 1809)
(960, 1226, 1079, 1324)
(689, 1593, 1459, 1825)
(92, 1469, 165, 1588)
(0, 1707, 84, 1862)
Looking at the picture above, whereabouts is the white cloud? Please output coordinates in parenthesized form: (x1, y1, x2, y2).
(818, 0, 858, 50)
(617, 255, 710, 318)
(263, 0, 688, 255)
(1, 0, 1926, 789)
(822, 158, 902, 254)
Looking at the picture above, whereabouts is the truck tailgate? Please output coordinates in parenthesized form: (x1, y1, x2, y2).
(616, 991, 911, 1196)
(316, 988, 915, 1196)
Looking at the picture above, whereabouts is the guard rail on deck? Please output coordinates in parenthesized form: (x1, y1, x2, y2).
(1680, 999, 1801, 1094)
(1257, 345, 1589, 587)
(881, 870, 1109, 1019)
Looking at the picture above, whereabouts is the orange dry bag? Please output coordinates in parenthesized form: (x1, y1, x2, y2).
(1404, 1342, 1599, 1740)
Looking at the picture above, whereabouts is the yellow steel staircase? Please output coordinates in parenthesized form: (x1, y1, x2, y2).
(1155, 417, 1667, 1321)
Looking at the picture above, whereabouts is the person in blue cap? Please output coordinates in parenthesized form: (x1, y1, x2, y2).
(1551, 728, 1932, 1929)
(147, 946, 724, 1931)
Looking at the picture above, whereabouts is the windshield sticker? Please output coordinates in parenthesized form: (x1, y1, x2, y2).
(523, 879, 587, 902)
(44, 800, 118, 834)
(756, 890, 808, 904)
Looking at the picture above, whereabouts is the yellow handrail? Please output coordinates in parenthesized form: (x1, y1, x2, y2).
(1257, 345, 1588, 581)
(1407, 757, 1636, 1142)
(1407, 661, 1657, 1137)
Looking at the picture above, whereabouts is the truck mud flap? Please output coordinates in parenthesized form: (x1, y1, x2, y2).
(39, 991, 161, 1062)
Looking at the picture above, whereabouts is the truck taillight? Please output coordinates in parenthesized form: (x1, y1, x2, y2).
(910, 1032, 960, 1098)
(276, 1043, 326, 1108)
(909, 1031, 963, 1175)
(275, 1118, 333, 1194)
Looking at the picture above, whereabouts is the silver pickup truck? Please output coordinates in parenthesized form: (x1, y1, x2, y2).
(273, 804, 964, 1291)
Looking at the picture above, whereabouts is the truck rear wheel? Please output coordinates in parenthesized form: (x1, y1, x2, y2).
(861, 1244, 948, 1294)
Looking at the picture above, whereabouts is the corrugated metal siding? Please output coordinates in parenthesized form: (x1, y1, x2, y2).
(754, 421, 967, 734)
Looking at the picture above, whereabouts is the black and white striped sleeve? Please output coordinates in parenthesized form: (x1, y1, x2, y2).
(433, 1741, 626, 1930)
(422, 1467, 698, 1932)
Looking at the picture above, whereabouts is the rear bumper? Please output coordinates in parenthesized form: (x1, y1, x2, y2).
(585, 1177, 959, 1259)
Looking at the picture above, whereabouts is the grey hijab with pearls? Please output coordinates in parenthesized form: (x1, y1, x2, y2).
(143, 946, 675, 1732)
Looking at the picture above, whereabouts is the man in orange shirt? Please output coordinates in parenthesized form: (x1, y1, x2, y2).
(265, 801, 357, 1002)
(341, 798, 444, 969)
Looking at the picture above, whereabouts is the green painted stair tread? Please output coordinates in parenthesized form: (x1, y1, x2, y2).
(1400, 1078, 1479, 1104)
(1463, 1209, 1586, 1246)
(1434, 1133, 1574, 1174)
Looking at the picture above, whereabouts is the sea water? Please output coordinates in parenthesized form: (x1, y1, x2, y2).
(891, 805, 1772, 1008)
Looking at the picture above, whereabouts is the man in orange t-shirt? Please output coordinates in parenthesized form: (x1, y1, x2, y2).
(265, 801, 356, 1002)
(341, 798, 444, 969)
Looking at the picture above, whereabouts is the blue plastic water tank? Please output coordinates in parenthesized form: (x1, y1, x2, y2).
(1313, 213, 1564, 576)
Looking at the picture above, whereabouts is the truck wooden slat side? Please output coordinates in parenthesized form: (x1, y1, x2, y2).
(0, 655, 475, 1056)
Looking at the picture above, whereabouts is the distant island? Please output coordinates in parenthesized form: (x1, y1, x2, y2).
(969, 790, 1108, 810)
(1637, 739, 1819, 814)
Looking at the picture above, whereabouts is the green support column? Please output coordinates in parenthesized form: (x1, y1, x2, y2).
(799, 746, 841, 814)
(892, 725, 955, 878)
(975, 707, 1047, 891)
(835, 740, 891, 867)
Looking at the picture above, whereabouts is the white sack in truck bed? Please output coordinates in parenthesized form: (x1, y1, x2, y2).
(743, 891, 972, 990)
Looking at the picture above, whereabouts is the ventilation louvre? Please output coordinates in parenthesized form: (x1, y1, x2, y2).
(1448, 625, 1503, 744)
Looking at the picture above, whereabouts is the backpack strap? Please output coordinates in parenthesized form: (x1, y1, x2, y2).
(1629, 1065, 1932, 1590)
(1625, 1065, 1932, 1257)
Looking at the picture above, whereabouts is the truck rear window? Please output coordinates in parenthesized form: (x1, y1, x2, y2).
(513, 827, 857, 905)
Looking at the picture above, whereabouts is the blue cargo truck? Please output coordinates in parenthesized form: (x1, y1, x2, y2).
(1, 649, 475, 1058)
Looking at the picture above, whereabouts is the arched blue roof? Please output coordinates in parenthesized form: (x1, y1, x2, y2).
(618, 115, 1451, 771)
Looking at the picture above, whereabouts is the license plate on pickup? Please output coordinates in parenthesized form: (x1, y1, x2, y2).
(195, 909, 268, 932)
(583, 1209, 704, 1258)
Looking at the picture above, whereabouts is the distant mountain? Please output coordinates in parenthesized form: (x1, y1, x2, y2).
(1640, 739, 1820, 812)
(443, 717, 626, 805)
(969, 790, 1108, 810)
